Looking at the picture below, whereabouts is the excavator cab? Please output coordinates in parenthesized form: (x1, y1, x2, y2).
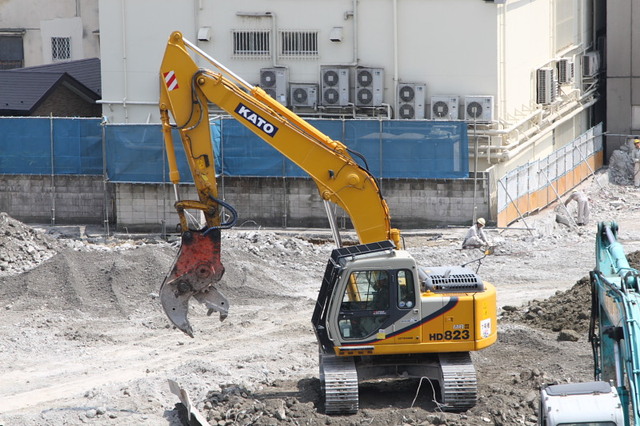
(313, 241, 496, 413)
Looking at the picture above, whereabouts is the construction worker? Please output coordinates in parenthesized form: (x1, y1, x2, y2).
(370, 272, 390, 310)
(632, 138, 640, 187)
(564, 190, 590, 226)
(462, 218, 489, 249)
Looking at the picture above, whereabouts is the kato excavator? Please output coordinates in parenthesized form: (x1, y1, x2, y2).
(158, 31, 497, 414)
(539, 221, 638, 425)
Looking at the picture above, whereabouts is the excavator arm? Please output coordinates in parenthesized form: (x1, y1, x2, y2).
(159, 31, 400, 336)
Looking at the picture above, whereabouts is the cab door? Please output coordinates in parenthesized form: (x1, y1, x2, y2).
(335, 269, 420, 345)
(337, 270, 392, 341)
(392, 269, 421, 344)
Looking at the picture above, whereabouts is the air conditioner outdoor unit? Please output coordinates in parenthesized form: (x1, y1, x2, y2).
(582, 51, 600, 77)
(464, 96, 494, 122)
(536, 67, 557, 105)
(396, 83, 425, 119)
(260, 67, 289, 105)
(557, 58, 574, 84)
(289, 83, 318, 108)
(320, 66, 350, 106)
(430, 95, 459, 120)
(354, 67, 384, 107)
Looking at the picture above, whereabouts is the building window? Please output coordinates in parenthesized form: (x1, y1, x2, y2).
(280, 31, 318, 58)
(232, 30, 270, 57)
(51, 37, 71, 61)
(0, 35, 24, 69)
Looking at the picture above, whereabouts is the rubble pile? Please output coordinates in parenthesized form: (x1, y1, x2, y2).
(0, 213, 59, 276)
(501, 251, 640, 337)
(608, 145, 635, 185)
(501, 277, 591, 335)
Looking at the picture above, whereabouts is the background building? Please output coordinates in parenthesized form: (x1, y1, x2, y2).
(0, 0, 100, 69)
(606, 0, 640, 156)
(99, 0, 604, 180)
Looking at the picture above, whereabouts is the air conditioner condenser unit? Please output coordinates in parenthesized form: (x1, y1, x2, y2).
(260, 67, 289, 105)
(290, 83, 318, 108)
(430, 95, 459, 120)
(320, 66, 350, 106)
(464, 96, 494, 122)
(397, 83, 425, 119)
(557, 58, 574, 84)
(536, 67, 557, 105)
(582, 51, 600, 77)
(354, 67, 384, 107)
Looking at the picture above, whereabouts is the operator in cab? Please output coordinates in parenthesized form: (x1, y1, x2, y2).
(462, 218, 490, 249)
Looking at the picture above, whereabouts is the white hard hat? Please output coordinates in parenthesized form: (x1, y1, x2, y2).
(476, 218, 486, 226)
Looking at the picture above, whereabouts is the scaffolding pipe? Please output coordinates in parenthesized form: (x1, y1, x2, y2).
(498, 96, 598, 162)
(49, 114, 56, 225)
(539, 169, 579, 228)
(573, 134, 609, 195)
(484, 108, 544, 137)
(101, 120, 110, 236)
(496, 179, 534, 236)
(472, 123, 479, 222)
(472, 88, 598, 162)
(483, 99, 582, 152)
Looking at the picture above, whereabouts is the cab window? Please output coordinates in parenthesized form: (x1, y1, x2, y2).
(338, 270, 390, 339)
(397, 269, 415, 309)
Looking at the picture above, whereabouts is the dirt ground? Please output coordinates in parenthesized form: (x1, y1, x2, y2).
(2, 168, 640, 426)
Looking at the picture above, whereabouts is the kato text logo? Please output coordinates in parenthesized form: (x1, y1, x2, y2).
(234, 104, 279, 137)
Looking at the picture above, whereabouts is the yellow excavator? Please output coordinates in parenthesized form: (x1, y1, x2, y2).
(158, 31, 497, 414)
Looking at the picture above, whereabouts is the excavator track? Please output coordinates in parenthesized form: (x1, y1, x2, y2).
(438, 352, 477, 411)
(319, 353, 359, 414)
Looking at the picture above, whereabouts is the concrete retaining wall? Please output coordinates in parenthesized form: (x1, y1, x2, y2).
(0, 175, 111, 225)
(0, 174, 492, 232)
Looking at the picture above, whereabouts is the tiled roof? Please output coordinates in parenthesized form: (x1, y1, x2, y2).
(15, 58, 101, 95)
(0, 58, 101, 114)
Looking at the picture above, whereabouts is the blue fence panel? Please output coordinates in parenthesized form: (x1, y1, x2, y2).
(105, 123, 222, 183)
(2, 117, 470, 181)
(106, 125, 165, 183)
(381, 121, 468, 179)
(220, 120, 285, 177)
(0, 118, 51, 174)
(343, 120, 383, 175)
(54, 119, 102, 174)
(0, 117, 102, 175)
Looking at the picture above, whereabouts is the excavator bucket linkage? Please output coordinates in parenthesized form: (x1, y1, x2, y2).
(160, 229, 228, 337)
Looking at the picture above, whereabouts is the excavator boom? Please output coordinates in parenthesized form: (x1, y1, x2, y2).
(158, 31, 398, 336)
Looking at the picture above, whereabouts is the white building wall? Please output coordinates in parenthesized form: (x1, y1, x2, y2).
(99, 0, 505, 123)
(99, 0, 198, 122)
(502, 0, 552, 115)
